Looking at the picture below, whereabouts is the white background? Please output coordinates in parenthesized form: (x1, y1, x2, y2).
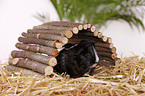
(0, 0, 145, 60)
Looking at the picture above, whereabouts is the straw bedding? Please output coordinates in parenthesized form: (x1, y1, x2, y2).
(0, 55, 145, 96)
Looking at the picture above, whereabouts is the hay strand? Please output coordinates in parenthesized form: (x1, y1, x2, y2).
(1, 55, 145, 95)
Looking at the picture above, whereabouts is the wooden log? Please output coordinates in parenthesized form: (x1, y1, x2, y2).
(95, 42, 114, 49)
(5, 65, 44, 78)
(90, 26, 96, 32)
(111, 53, 117, 59)
(107, 37, 112, 43)
(101, 36, 107, 42)
(18, 37, 62, 49)
(111, 47, 116, 53)
(115, 58, 121, 65)
(9, 58, 47, 73)
(9, 58, 53, 75)
(78, 30, 99, 38)
(97, 52, 117, 59)
(34, 25, 73, 30)
(8, 58, 20, 65)
(94, 30, 99, 37)
(43, 21, 82, 27)
(11, 50, 57, 66)
(44, 66, 54, 76)
(78, 25, 83, 30)
(97, 32, 103, 38)
(78, 30, 98, 37)
(15, 43, 58, 57)
(77, 33, 103, 42)
(83, 24, 88, 30)
(95, 46, 116, 53)
(72, 27, 79, 34)
(27, 29, 73, 38)
(55, 40, 63, 49)
(99, 56, 115, 63)
(22, 32, 68, 44)
(65, 30, 73, 38)
(33, 25, 79, 34)
(87, 24, 91, 28)
(98, 60, 115, 67)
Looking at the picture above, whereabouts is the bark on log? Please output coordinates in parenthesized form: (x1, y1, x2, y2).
(79, 31, 100, 39)
(34, 25, 73, 30)
(9, 58, 54, 75)
(9, 58, 46, 73)
(15, 43, 58, 57)
(18, 37, 62, 49)
(5, 65, 44, 78)
(97, 52, 117, 59)
(8, 58, 20, 65)
(22, 32, 68, 44)
(68, 39, 99, 45)
(95, 43, 114, 49)
(78, 30, 98, 37)
(77, 33, 103, 42)
(11, 50, 57, 66)
(27, 29, 73, 38)
(99, 56, 115, 63)
(79, 31, 110, 43)
(98, 60, 115, 67)
(95, 46, 116, 53)
(43, 21, 82, 27)
(33, 25, 79, 34)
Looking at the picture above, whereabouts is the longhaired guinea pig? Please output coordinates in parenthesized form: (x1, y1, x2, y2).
(54, 40, 99, 78)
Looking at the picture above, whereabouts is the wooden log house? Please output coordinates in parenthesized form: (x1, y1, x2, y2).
(5, 21, 120, 77)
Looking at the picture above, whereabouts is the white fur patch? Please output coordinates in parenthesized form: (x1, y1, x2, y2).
(90, 63, 98, 68)
(92, 46, 99, 63)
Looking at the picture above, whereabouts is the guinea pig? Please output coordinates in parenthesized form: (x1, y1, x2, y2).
(54, 40, 99, 78)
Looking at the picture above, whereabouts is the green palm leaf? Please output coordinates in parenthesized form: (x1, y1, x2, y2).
(36, 0, 145, 31)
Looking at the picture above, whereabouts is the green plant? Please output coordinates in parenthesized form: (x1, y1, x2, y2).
(37, 0, 145, 30)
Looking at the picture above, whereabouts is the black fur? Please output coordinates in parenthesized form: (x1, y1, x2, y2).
(54, 40, 98, 78)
